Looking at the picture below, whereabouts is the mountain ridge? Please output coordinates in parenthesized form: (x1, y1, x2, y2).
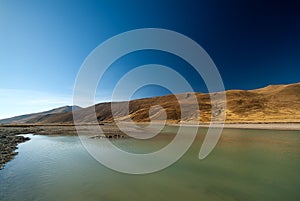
(0, 106, 81, 124)
(1, 82, 299, 124)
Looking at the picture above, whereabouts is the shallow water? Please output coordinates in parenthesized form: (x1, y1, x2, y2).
(1, 128, 300, 201)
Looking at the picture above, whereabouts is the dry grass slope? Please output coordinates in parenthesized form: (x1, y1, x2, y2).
(2, 82, 300, 124)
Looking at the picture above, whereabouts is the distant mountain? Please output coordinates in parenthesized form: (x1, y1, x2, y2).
(0, 106, 82, 124)
(1, 82, 300, 124)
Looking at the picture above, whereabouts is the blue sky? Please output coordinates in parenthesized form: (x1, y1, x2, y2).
(1, 0, 300, 119)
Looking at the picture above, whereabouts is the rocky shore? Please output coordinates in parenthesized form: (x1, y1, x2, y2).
(0, 124, 130, 169)
(0, 131, 30, 170)
(0, 125, 79, 170)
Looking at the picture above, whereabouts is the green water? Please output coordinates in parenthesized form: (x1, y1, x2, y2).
(1, 127, 300, 201)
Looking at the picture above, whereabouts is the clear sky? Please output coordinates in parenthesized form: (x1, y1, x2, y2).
(1, 0, 300, 119)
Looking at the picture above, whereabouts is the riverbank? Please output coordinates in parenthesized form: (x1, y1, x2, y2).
(0, 131, 29, 170)
(0, 125, 81, 169)
(171, 122, 300, 131)
(1, 122, 300, 170)
(0, 124, 134, 169)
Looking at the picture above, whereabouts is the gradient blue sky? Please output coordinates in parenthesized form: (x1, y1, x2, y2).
(1, 0, 300, 119)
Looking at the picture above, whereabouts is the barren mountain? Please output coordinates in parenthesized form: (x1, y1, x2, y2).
(1, 82, 299, 124)
(0, 106, 81, 124)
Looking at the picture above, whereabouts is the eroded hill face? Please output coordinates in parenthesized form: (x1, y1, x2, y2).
(1, 83, 300, 124)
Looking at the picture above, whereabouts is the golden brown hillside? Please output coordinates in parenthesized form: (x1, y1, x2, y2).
(2, 82, 300, 124)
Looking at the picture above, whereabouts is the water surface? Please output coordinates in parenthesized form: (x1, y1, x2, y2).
(1, 128, 300, 201)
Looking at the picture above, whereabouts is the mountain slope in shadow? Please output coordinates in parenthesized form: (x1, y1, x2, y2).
(0, 106, 81, 124)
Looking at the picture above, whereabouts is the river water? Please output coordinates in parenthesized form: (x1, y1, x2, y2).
(0, 127, 300, 201)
